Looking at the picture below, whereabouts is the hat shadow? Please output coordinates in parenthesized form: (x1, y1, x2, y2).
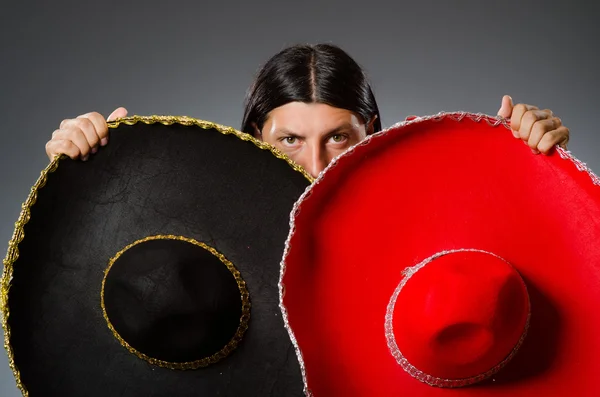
(482, 276, 561, 385)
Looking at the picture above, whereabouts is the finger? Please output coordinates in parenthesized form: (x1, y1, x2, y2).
(497, 95, 514, 119)
(107, 107, 128, 122)
(45, 139, 81, 161)
(527, 117, 561, 154)
(52, 127, 93, 159)
(104, 108, 128, 147)
(72, 115, 101, 154)
(59, 117, 72, 130)
(78, 112, 108, 148)
(510, 104, 539, 133)
(537, 126, 570, 154)
(62, 118, 101, 152)
(517, 109, 552, 141)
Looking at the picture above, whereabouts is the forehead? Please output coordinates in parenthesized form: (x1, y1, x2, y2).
(263, 102, 363, 134)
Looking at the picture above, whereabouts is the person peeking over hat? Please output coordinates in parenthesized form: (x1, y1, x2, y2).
(44, 44, 570, 179)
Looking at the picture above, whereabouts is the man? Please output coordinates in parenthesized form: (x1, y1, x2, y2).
(45, 43, 569, 178)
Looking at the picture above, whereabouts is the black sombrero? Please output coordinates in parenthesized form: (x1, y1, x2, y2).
(1, 115, 313, 396)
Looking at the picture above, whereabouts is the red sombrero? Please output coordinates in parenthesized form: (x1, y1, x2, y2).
(279, 112, 600, 397)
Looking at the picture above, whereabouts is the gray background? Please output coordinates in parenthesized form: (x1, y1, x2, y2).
(1, 0, 598, 395)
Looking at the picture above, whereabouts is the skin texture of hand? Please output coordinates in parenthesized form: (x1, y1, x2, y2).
(497, 95, 569, 154)
(45, 107, 128, 162)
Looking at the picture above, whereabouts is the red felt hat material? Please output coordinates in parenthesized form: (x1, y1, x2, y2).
(387, 249, 530, 386)
(279, 112, 600, 397)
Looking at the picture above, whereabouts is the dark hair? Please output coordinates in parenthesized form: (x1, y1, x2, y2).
(241, 43, 382, 136)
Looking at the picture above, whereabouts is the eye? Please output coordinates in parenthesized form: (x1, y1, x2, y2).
(329, 134, 348, 144)
(278, 136, 301, 148)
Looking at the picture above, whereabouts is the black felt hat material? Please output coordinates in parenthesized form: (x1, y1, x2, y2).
(1, 116, 312, 396)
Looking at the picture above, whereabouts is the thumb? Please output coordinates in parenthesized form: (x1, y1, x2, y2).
(497, 95, 513, 118)
(107, 107, 128, 122)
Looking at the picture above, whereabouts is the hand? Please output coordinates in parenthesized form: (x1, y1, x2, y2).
(497, 95, 569, 154)
(45, 107, 128, 162)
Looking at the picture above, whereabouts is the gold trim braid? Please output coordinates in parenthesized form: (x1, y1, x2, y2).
(1, 114, 312, 395)
(100, 234, 251, 370)
(1, 157, 61, 397)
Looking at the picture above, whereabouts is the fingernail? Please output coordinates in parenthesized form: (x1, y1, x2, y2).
(92, 147, 98, 154)
(82, 155, 89, 161)
(101, 138, 108, 146)
(531, 148, 540, 154)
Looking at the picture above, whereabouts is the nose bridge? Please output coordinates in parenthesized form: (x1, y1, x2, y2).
(306, 140, 328, 178)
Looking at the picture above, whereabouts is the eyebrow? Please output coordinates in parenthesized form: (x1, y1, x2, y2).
(273, 123, 357, 137)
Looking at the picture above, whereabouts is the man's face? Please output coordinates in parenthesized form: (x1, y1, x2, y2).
(256, 102, 372, 178)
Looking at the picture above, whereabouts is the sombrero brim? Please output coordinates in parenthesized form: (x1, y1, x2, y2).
(280, 112, 600, 397)
(2, 115, 312, 396)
